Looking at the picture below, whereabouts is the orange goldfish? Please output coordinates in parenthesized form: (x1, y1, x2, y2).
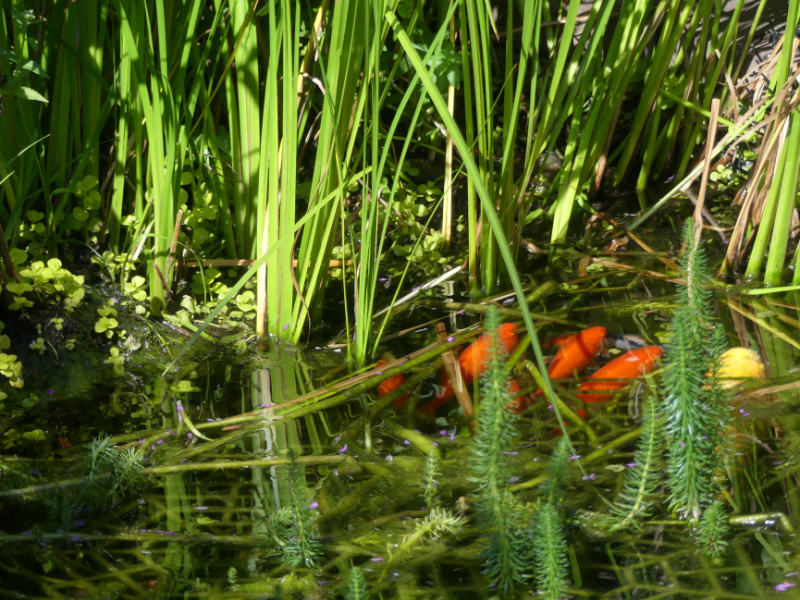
(459, 323, 519, 385)
(418, 322, 520, 416)
(376, 359, 411, 407)
(533, 326, 606, 398)
(575, 345, 663, 403)
(542, 332, 578, 350)
(547, 326, 607, 380)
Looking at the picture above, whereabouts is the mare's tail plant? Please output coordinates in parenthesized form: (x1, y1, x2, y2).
(468, 307, 528, 593)
(533, 501, 569, 600)
(610, 387, 663, 530)
(697, 500, 731, 558)
(662, 222, 730, 521)
(423, 448, 441, 508)
(533, 436, 571, 600)
(82, 436, 148, 508)
(266, 456, 321, 567)
(346, 566, 368, 600)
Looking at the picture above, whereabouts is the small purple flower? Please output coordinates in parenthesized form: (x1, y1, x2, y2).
(21, 531, 31, 535)
(339, 444, 348, 454)
(46, 389, 55, 395)
(509, 476, 519, 483)
(404, 440, 410, 446)
(449, 434, 456, 441)
(371, 557, 384, 562)
(775, 583, 796, 592)
(334, 436, 341, 442)
(259, 403, 272, 408)
(440, 430, 447, 436)
(168, 429, 174, 435)
(187, 433, 193, 439)
(31, 470, 39, 475)
(70, 536, 81, 542)
(317, 581, 331, 585)
(151, 445, 156, 451)
(569, 455, 581, 460)
(284, 323, 289, 331)
(740, 408, 750, 417)
(432, 441, 439, 447)
(582, 473, 597, 481)
(502, 451, 519, 456)
(162, 347, 167, 354)
(447, 336, 455, 343)
(139, 500, 146, 505)
(139, 439, 147, 445)
(309, 502, 319, 509)
(156, 439, 164, 445)
(74, 521, 84, 527)
(177, 403, 185, 412)
(626, 462, 638, 468)
(207, 418, 214, 422)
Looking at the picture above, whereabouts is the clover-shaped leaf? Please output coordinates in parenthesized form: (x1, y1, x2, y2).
(171, 380, 200, 393)
(95, 317, 118, 333)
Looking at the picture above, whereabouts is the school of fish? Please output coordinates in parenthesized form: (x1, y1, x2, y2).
(375, 323, 666, 423)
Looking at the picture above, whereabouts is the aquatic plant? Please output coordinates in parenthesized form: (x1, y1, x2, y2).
(397, 507, 466, 555)
(423, 448, 441, 508)
(265, 457, 321, 568)
(533, 501, 569, 600)
(697, 500, 730, 558)
(661, 223, 730, 521)
(346, 566, 368, 600)
(610, 392, 663, 530)
(83, 436, 148, 507)
(468, 307, 529, 593)
(542, 436, 571, 502)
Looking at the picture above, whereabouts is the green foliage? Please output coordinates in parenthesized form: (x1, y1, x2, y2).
(542, 436, 571, 502)
(265, 458, 321, 568)
(533, 501, 569, 600)
(346, 566, 368, 600)
(103, 348, 126, 377)
(611, 393, 663, 530)
(469, 307, 529, 593)
(0, 353, 24, 388)
(396, 508, 465, 556)
(6, 257, 85, 313)
(95, 305, 119, 338)
(697, 501, 730, 559)
(662, 223, 730, 521)
(423, 448, 440, 508)
(82, 436, 148, 508)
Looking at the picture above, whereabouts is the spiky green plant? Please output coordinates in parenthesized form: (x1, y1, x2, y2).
(266, 458, 321, 568)
(468, 306, 528, 593)
(611, 391, 663, 530)
(542, 436, 571, 502)
(346, 566, 368, 600)
(82, 436, 148, 508)
(697, 500, 730, 558)
(533, 501, 569, 600)
(423, 448, 440, 508)
(661, 223, 729, 521)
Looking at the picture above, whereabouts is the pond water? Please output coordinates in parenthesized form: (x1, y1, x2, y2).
(2, 222, 800, 600)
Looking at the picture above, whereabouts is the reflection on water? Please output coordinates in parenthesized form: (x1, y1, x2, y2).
(3, 282, 800, 598)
